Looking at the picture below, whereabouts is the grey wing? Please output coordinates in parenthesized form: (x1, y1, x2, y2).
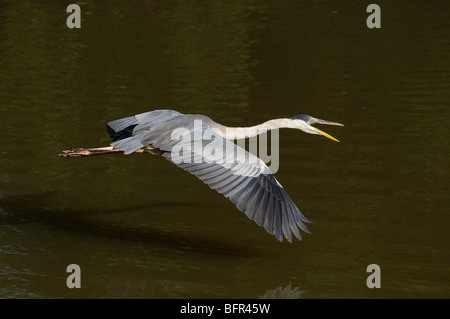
(107, 110, 183, 141)
(107, 110, 184, 154)
(144, 126, 312, 242)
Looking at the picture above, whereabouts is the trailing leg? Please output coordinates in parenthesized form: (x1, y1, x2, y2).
(59, 147, 122, 157)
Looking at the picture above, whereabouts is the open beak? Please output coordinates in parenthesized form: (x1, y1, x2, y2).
(311, 118, 344, 142)
(313, 127, 340, 142)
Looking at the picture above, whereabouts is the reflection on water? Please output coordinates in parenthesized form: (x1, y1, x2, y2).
(0, 193, 255, 257)
(1, 1, 450, 298)
(259, 283, 304, 299)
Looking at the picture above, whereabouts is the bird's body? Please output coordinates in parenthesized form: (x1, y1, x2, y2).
(59, 109, 343, 242)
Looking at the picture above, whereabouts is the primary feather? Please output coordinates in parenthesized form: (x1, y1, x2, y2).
(107, 110, 311, 242)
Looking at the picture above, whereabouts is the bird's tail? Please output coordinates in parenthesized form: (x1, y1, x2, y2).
(58, 147, 122, 157)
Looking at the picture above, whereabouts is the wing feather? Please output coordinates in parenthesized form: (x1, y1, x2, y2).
(109, 113, 311, 242)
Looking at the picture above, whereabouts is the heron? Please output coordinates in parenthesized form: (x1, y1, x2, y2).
(59, 110, 343, 242)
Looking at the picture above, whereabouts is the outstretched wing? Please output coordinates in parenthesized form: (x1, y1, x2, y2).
(139, 125, 311, 242)
(107, 110, 184, 154)
(107, 109, 183, 141)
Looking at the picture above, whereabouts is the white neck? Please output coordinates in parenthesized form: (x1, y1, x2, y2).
(212, 118, 308, 140)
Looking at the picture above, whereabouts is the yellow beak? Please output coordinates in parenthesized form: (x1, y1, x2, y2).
(313, 127, 340, 142)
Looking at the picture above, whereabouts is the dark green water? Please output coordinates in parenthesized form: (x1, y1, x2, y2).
(1, 1, 449, 298)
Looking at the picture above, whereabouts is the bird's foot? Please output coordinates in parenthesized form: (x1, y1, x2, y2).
(59, 148, 93, 157)
(58, 147, 119, 157)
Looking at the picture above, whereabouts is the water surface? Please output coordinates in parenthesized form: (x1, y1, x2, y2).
(0, 1, 449, 298)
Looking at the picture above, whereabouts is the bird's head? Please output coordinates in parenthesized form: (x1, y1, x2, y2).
(290, 114, 344, 142)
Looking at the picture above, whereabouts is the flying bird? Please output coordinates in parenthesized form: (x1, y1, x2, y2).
(59, 110, 343, 242)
